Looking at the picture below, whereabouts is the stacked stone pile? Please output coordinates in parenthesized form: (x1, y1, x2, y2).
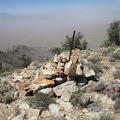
(0, 47, 120, 120)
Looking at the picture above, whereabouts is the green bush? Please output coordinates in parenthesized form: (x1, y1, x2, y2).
(88, 56, 101, 63)
(94, 83, 106, 93)
(27, 93, 55, 110)
(62, 32, 88, 51)
(70, 89, 89, 108)
(109, 50, 120, 62)
(113, 70, 120, 79)
(19, 54, 31, 68)
(88, 63, 103, 78)
(93, 112, 114, 120)
(2, 93, 13, 104)
(114, 97, 120, 113)
(0, 81, 16, 104)
(50, 47, 62, 55)
(101, 20, 120, 47)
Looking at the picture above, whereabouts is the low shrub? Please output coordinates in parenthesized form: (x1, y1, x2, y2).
(114, 97, 120, 113)
(27, 93, 55, 110)
(94, 83, 106, 93)
(0, 81, 16, 104)
(88, 56, 101, 63)
(113, 70, 120, 80)
(109, 49, 120, 62)
(93, 112, 114, 120)
(88, 63, 103, 78)
(70, 89, 90, 108)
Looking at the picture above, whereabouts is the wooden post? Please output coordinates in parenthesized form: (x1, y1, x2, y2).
(69, 30, 75, 61)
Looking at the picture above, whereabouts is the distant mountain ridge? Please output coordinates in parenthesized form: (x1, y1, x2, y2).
(0, 45, 52, 68)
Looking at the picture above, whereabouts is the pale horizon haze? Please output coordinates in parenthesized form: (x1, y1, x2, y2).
(0, 0, 120, 51)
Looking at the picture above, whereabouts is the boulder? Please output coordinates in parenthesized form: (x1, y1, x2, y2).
(57, 63, 64, 70)
(85, 69, 95, 77)
(28, 108, 40, 118)
(76, 64, 83, 75)
(21, 72, 33, 79)
(32, 78, 55, 86)
(60, 90, 72, 102)
(42, 70, 58, 79)
(19, 103, 30, 110)
(70, 56, 78, 63)
(53, 81, 78, 97)
(81, 81, 97, 92)
(53, 54, 61, 63)
(44, 61, 57, 71)
(28, 84, 42, 92)
(56, 99, 73, 112)
(40, 110, 51, 118)
(49, 104, 61, 114)
(51, 116, 66, 120)
(64, 61, 77, 75)
(72, 48, 80, 55)
(59, 52, 68, 62)
(28, 116, 37, 120)
(64, 60, 72, 75)
(12, 75, 22, 82)
(12, 113, 26, 120)
(38, 88, 53, 95)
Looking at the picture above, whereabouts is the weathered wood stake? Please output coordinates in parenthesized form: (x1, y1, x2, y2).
(69, 30, 76, 61)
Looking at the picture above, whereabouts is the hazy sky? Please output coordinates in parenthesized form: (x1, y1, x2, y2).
(0, 0, 120, 50)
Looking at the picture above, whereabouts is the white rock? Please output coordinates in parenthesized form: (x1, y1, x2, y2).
(63, 102, 73, 112)
(19, 103, 30, 110)
(82, 108, 88, 114)
(56, 99, 73, 112)
(28, 116, 38, 120)
(60, 90, 72, 102)
(12, 113, 25, 120)
(85, 69, 95, 77)
(53, 81, 78, 97)
(49, 104, 60, 114)
(12, 75, 22, 82)
(38, 88, 53, 95)
(76, 64, 83, 75)
(28, 108, 40, 118)
(40, 110, 51, 118)
(42, 70, 58, 79)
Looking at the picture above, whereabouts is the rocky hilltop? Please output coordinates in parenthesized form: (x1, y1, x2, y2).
(0, 45, 52, 68)
(0, 46, 120, 120)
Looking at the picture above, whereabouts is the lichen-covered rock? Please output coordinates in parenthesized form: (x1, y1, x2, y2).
(53, 81, 78, 97)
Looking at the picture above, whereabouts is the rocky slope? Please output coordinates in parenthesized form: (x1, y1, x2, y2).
(0, 46, 120, 120)
(0, 45, 52, 68)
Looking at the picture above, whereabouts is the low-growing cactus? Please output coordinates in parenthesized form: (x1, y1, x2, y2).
(106, 83, 120, 100)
